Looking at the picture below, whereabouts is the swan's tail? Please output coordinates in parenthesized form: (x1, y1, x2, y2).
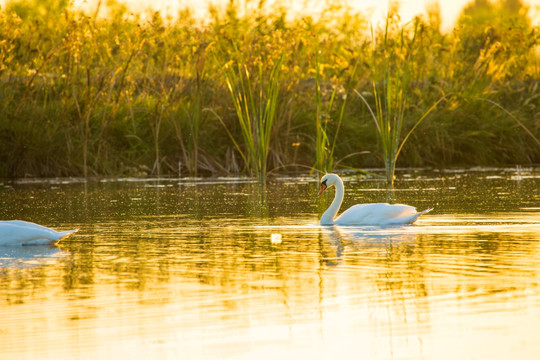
(57, 229, 79, 240)
(409, 208, 433, 224)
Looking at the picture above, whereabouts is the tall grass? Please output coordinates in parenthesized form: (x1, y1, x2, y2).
(313, 51, 332, 174)
(213, 45, 285, 181)
(353, 17, 448, 185)
(313, 51, 358, 175)
(168, 43, 208, 177)
(0, 1, 538, 178)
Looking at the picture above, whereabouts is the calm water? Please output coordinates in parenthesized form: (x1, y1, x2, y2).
(1, 168, 540, 359)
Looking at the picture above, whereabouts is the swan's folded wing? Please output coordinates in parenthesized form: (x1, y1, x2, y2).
(0, 225, 52, 245)
(335, 203, 418, 226)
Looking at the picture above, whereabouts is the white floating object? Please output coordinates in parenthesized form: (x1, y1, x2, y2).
(0, 220, 78, 246)
(271, 233, 282, 244)
(318, 173, 432, 225)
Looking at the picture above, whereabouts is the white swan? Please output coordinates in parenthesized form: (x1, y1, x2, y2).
(318, 173, 432, 226)
(0, 220, 78, 246)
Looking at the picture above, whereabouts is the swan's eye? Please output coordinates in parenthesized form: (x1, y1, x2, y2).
(321, 179, 327, 186)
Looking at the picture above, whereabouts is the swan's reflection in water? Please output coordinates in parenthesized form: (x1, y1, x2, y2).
(0, 245, 67, 268)
(319, 224, 419, 266)
(323, 224, 420, 243)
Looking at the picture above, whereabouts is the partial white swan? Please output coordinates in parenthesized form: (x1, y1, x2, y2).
(0, 220, 78, 246)
(318, 173, 432, 226)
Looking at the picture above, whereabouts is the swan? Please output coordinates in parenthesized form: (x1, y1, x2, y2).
(0, 220, 78, 246)
(318, 173, 432, 226)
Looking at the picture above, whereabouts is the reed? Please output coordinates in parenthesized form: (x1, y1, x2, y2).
(0, 1, 538, 178)
(354, 17, 449, 185)
(214, 45, 285, 181)
(313, 51, 332, 174)
(313, 51, 358, 175)
(479, 97, 540, 148)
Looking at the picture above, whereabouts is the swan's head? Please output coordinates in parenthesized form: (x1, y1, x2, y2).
(318, 173, 340, 196)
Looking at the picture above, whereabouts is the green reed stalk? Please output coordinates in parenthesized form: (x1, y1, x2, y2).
(479, 97, 540, 148)
(170, 44, 206, 177)
(355, 89, 447, 185)
(313, 52, 357, 174)
(178, 48, 205, 176)
(314, 52, 330, 173)
(152, 103, 164, 176)
(214, 48, 284, 182)
(355, 18, 447, 185)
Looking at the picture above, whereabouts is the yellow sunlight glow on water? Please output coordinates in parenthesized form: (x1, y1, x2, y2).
(2, 171, 540, 359)
(3, 215, 540, 359)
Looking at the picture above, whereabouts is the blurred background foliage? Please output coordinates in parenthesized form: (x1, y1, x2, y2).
(0, 0, 538, 178)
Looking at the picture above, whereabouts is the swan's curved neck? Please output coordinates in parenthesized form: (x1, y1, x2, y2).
(320, 177, 344, 225)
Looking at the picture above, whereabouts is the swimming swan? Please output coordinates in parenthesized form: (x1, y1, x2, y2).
(0, 220, 78, 246)
(318, 173, 432, 226)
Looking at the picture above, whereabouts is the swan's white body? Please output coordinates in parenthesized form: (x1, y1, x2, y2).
(0, 220, 78, 246)
(318, 174, 431, 226)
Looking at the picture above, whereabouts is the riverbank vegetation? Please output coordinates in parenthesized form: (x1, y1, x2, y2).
(0, 0, 538, 179)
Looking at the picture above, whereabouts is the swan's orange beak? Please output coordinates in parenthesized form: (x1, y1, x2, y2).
(318, 183, 327, 196)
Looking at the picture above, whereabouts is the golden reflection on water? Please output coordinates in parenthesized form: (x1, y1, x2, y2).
(1, 169, 540, 359)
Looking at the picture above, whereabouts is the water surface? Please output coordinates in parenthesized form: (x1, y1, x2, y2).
(1, 168, 539, 359)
